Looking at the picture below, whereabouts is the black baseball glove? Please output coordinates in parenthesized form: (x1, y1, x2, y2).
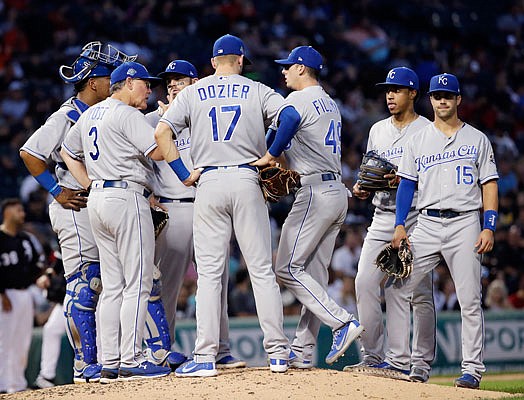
(258, 166, 301, 203)
(357, 151, 399, 191)
(375, 239, 413, 279)
(151, 207, 169, 239)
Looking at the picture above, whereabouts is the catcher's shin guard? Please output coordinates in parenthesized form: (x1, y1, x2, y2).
(64, 262, 102, 370)
(144, 266, 172, 364)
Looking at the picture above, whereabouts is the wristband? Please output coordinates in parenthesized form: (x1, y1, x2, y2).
(35, 170, 62, 197)
(168, 158, 190, 181)
(483, 210, 498, 232)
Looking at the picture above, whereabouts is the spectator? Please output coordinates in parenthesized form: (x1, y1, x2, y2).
(485, 279, 513, 310)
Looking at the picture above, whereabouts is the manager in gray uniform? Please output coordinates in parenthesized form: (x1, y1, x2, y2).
(393, 73, 499, 389)
(61, 61, 171, 382)
(254, 46, 363, 367)
(154, 34, 289, 377)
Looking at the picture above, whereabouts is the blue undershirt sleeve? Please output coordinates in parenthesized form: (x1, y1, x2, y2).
(395, 178, 416, 227)
(268, 106, 301, 157)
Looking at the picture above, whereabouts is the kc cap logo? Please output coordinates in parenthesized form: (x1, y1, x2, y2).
(274, 46, 324, 72)
(376, 66, 419, 90)
(110, 61, 162, 86)
(158, 60, 198, 79)
(428, 73, 460, 95)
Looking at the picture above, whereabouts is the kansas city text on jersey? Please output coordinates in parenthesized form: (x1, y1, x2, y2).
(415, 144, 478, 172)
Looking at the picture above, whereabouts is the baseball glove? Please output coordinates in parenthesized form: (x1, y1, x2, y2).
(357, 151, 398, 191)
(150, 207, 169, 239)
(258, 166, 300, 203)
(375, 239, 413, 279)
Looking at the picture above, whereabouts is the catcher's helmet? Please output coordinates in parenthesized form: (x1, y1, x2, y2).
(59, 41, 137, 84)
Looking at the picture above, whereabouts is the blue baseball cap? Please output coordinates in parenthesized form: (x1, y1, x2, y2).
(275, 46, 323, 71)
(428, 73, 460, 95)
(212, 34, 251, 65)
(158, 60, 198, 79)
(110, 61, 162, 87)
(376, 67, 419, 90)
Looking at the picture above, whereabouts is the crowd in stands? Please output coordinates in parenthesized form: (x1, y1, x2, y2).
(1, 0, 524, 327)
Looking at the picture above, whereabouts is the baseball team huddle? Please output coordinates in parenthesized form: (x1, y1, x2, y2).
(14, 32, 497, 391)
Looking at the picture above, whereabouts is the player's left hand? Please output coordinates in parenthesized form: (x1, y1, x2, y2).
(183, 168, 202, 187)
(384, 172, 400, 188)
(250, 151, 277, 168)
(149, 196, 168, 212)
(475, 229, 495, 254)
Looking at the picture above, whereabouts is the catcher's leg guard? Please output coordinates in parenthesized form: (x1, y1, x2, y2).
(64, 262, 102, 372)
(144, 266, 172, 364)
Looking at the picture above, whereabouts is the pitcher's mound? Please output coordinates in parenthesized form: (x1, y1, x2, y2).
(3, 368, 518, 400)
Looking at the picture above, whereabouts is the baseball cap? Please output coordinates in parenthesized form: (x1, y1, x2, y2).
(110, 61, 162, 87)
(428, 73, 460, 95)
(274, 46, 323, 72)
(376, 67, 419, 90)
(212, 34, 251, 65)
(157, 60, 198, 79)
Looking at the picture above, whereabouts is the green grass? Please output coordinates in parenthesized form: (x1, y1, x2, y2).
(434, 377, 524, 398)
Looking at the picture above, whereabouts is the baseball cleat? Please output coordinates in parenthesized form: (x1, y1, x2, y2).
(409, 367, 430, 383)
(454, 373, 480, 389)
(175, 360, 217, 377)
(325, 319, 364, 365)
(99, 368, 119, 384)
(118, 361, 171, 380)
(216, 355, 247, 369)
(166, 351, 188, 371)
(343, 360, 381, 372)
(269, 358, 288, 373)
(73, 363, 102, 383)
(288, 350, 312, 369)
(33, 375, 55, 389)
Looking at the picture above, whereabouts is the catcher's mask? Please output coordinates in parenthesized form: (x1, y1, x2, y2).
(59, 41, 137, 84)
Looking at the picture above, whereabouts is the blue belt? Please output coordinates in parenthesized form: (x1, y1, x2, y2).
(201, 164, 258, 174)
(422, 209, 464, 219)
(158, 197, 194, 203)
(102, 180, 151, 198)
(297, 172, 337, 188)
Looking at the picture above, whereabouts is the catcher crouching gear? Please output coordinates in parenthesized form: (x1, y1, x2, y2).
(375, 239, 413, 279)
(357, 151, 399, 191)
(258, 165, 300, 202)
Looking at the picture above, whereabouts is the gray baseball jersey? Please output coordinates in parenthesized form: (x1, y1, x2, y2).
(398, 122, 499, 210)
(21, 98, 99, 277)
(274, 84, 353, 362)
(63, 97, 158, 370)
(355, 115, 435, 373)
(396, 122, 498, 380)
(161, 74, 282, 167)
(160, 73, 289, 363)
(278, 86, 341, 175)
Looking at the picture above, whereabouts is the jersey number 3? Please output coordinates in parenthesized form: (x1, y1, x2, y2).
(88, 126, 100, 161)
(208, 105, 241, 142)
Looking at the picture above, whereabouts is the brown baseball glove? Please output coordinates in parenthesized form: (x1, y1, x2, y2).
(258, 166, 300, 203)
(151, 207, 169, 239)
(375, 239, 413, 279)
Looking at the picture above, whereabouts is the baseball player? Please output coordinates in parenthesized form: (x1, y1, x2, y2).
(347, 67, 436, 382)
(144, 60, 245, 369)
(154, 34, 290, 377)
(19, 41, 135, 383)
(61, 61, 171, 381)
(253, 46, 363, 368)
(393, 73, 499, 389)
(0, 198, 44, 393)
